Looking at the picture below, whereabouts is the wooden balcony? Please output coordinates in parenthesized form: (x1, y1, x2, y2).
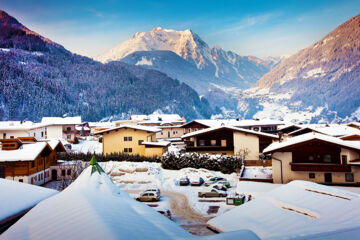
(185, 146, 234, 152)
(290, 163, 352, 172)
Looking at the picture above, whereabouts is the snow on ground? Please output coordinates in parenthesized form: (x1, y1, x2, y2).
(2, 160, 191, 240)
(71, 140, 102, 154)
(0, 178, 58, 223)
(100, 161, 239, 217)
(241, 167, 272, 179)
(208, 180, 360, 239)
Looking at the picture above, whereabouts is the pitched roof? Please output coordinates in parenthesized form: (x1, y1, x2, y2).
(94, 124, 160, 135)
(1, 157, 191, 239)
(0, 178, 57, 225)
(263, 132, 360, 154)
(41, 116, 82, 125)
(208, 180, 360, 239)
(0, 142, 51, 162)
(288, 124, 360, 137)
(182, 126, 278, 139)
(182, 119, 285, 128)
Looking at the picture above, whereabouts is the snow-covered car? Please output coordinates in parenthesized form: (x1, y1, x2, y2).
(136, 192, 160, 202)
(190, 177, 204, 186)
(204, 177, 227, 186)
(198, 188, 227, 198)
(216, 180, 231, 188)
(144, 187, 161, 196)
(179, 177, 190, 186)
(210, 183, 228, 191)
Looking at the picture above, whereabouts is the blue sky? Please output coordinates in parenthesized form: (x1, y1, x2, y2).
(2, 0, 360, 58)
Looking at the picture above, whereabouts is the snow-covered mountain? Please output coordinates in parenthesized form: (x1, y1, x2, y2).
(236, 13, 360, 123)
(96, 27, 271, 90)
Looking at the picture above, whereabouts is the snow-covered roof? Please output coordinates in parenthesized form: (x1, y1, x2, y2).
(347, 122, 360, 127)
(263, 132, 360, 153)
(0, 142, 51, 162)
(130, 113, 183, 122)
(88, 121, 115, 128)
(0, 121, 41, 131)
(208, 180, 360, 239)
(182, 126, 278, 139)
(288, 124, 360, 137)
(141, 141, 171, 147)
(2, 157, 191, 239)
(184, 119, 285, 128)
(41, 116, 82, 125)
(94, 124, 161, 135)
(0, 178, 57, 225)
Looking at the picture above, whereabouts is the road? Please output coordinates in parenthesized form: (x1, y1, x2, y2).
(163, 191, 215, 236)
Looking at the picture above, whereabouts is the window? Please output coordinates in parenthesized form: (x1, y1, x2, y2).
(309, 173, 315, 179)
(67, 127, 71, 131)
(128, 136, 132, 141)
(211, 140, 216, 146)
(323, 154, 332, 163)
(19, 179, 23, 182)
(199, 140, 205, 146)
(345, 173, 354, 182)
(61, 170, 66, 176)
(41, 131, 44, 138)
(308, 156, 314, 161)
(342, 155, 348, 165)
(129, 148, 133, 153)
(124, 148, 128, 153)
(31, 161, 35, 168)
(2, 133, 5, 139)
(0, 166, 5, 178)
(221, 139, 227, 147)
(138, 140, 144, 145)
(124, 137, 128, 141)
(10, 136, 14, 139)
(67, 169, 71, 176)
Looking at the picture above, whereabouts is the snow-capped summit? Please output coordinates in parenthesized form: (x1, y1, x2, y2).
(97, 27, 271, 92)
(96, 26, 212, 70)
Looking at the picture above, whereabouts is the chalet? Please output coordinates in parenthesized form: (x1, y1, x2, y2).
(95, 125, 170, 157)
(156, 125, 185, 140)
(40, 116, 82, 142)
(0, 137, 65, 185)
(181, 119, 284, 135)
(264, 132, 360, 184)
(181, 126, 278, 160)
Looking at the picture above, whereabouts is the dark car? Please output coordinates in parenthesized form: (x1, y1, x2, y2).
(190, 177, 204, 186)
(179, 177, 190, 186)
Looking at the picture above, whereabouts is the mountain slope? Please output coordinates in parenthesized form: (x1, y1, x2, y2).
(247, 13, 360, 121)
(0, 10, 213, 121)
(96, 27, 271, 89)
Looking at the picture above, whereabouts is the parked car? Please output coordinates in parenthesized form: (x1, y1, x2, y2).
(217, 180, 231, 188)
(190, 177, 204, 186)
(198, 188, 228, 198)
(179, 177, 190, 186)
(210, 184, 228, 191)
(144, 187, 161, 196)
(204, 177, 227, 186)
(136, 191, 160, 202)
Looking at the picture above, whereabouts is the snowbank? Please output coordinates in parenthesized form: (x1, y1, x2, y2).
(208, 180, 360, 239)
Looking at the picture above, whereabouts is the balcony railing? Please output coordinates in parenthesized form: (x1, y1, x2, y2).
(185, 146, 234, 152)
(290, 163, 351, 172)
